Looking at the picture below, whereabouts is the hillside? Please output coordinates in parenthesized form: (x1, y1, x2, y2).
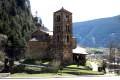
(73, 15, 120, 48)
(0, 0, 36, 59)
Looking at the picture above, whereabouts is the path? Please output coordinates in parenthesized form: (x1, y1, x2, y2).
(14, 61, 53, 69)
(4, 75, 120, 80)
(89, 62, 98, 71)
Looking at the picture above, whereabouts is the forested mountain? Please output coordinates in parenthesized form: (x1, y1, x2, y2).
(73, 15, 120, 48)
(0, 0, 36, 59)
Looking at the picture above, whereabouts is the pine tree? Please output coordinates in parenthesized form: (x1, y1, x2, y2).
(0, 0, 36, 60)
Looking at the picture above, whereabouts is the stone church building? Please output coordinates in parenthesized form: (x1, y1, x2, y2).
(26, 8, 81, 65)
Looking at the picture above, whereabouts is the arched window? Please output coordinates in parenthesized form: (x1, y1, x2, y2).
(66, 24, 69, 32)
(56, 35, 60, 42)
(64, 15, 69, 21)
(63, 35, 69, 43)
(56, 26, 61, 32)
(67, 35, 69, 42)
(66, 15, 69, 21)
(56, 15, 60, 22)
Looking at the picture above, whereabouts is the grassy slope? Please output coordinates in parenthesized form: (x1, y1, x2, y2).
(10, 65, 103, 78)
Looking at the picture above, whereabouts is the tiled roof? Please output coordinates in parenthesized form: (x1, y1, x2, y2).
(31, 30, 49, 36)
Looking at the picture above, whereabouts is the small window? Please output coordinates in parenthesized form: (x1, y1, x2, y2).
(56, 26, 60, 32)
(66, 24, 69, 32)
(63, 26, 66, 32)
(56, 15, 60, 22)
(66, 15, 69, 19)
(57, 35, 60, 42)
(64, 15, 69, 21)
(67, 35, 69, 42)
(63, 35, 69, 43)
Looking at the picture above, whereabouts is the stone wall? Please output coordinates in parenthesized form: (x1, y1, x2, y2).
(26, 41, 49, 60)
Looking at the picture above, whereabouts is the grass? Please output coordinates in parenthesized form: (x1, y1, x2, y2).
(9, 64, 103, 78)
(87, 48, 103, 52)
(10, 73, 60, 77)
(67, 65, 78, 68)
(25, 66, 42, 71)
(67, 65, 88, 69)
(10, 73, 57, 78)
(64, 65, 103, 75)
(62, 69, 102, 75)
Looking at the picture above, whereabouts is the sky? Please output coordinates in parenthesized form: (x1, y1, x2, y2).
(30, 0, 120, 31)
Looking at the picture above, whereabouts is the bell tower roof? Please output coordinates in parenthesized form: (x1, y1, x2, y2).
(54, 7, 72, 14)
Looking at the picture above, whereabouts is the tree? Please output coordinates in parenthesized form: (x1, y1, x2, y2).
(0, 0, 36, 73)
(0, 34, 7, 72)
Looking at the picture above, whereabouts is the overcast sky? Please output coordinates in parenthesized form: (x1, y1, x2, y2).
(30, 0, 120, 31)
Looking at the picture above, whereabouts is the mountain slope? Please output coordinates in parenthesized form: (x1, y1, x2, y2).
(73, 15, 120, 48)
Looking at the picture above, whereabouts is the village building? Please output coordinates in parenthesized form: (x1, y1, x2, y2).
(73, 45, 88, 66)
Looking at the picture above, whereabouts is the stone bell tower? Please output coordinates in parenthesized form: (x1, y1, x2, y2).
(53, 7, 73, 65)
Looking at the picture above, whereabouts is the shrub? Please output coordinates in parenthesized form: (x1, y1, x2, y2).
(23, 59, 35, 64)
(13, 64, 25, 73)
(0, 51, 5, 72)
(49, 60, 61, 73)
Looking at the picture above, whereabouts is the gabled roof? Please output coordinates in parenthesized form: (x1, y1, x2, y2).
(31, 30, 49, 36)
(30, 30, 50, 42)
(30, 38, 38, 41)
(54, 7, 72, 14)
(41, 30, 53, 36)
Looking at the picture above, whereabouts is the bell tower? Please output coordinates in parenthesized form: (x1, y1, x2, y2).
(53, 7, 73, 65)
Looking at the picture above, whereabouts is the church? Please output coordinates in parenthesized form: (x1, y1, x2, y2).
(26, 8, 86, 65)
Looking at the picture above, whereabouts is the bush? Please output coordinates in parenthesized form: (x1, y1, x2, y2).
(0, 51, 5, 72)
(13, 64, 25, 73)
(49, 60, 61, 73)
(0, 51, 5, 62)
(23, 59, 35, 64)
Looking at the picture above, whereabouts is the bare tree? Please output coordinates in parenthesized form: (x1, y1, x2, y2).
(107, 40, 120, 74)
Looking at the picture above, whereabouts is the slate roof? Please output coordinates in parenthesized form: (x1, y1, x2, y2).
(54, 7, 72, 14)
